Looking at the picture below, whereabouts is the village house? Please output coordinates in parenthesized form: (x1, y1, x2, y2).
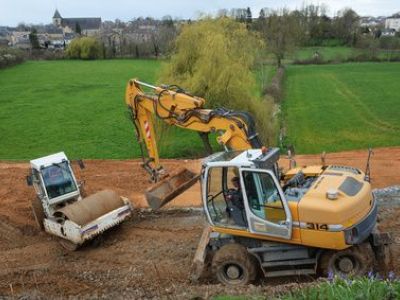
(385, 13, 400, 32)
(9, 31, 31, 49)
(36, 25, 64, 49)
(0, 27, 10, 47)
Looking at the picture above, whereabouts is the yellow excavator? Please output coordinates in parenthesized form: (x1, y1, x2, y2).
(125, 79, 392, 285)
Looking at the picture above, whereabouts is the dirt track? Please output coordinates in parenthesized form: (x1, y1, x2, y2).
(1, 147, 400, 298)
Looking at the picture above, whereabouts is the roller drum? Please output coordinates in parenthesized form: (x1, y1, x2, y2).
(54, 190, 125, 226)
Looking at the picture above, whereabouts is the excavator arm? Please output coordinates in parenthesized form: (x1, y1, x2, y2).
(125, 79, 262, 182)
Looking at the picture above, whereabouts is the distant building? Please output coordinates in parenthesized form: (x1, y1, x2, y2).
(9, 31, 31, 49)
(37, 25, 64, 49)
(381, 28, 396, 37)
(385, 13, 400, 32)
(52, 9, 101, 36)
(0, 27, 10, 46)
(359, 16, 385, 28)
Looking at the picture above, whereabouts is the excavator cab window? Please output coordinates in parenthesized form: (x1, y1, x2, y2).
(41, 162, 77, 199)
(242, 171, 286, 225)
(206, 166, 247, 229)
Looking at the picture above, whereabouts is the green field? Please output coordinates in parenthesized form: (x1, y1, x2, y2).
(283, 62, 400, 153)
(293, 46, 354, 61)
(2, 60, 400, 159)
(292, 46, 400, 63)
(0, 60, 212, 160)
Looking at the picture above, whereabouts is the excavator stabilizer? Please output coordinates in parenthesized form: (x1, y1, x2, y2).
(190, 225, 212, 282)
(145, 168, 199, 209)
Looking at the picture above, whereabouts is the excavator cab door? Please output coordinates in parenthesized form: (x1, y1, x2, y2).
(240, 168, 292, 240)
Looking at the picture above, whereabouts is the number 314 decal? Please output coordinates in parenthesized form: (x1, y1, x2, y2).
(306, 223, 328, 231)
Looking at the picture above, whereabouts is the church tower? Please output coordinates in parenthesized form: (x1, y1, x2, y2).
(53, 9, 62, 27)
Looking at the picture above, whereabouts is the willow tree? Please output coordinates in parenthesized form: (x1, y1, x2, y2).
(159, 17, 275, 147)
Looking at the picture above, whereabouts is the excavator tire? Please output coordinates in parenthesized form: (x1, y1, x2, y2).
(212, 243, 257, 285)
(31, 197, 45, 231)
(318, 242, 374, 277)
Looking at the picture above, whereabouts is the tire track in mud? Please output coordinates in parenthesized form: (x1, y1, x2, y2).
(322, 74, 399, 132)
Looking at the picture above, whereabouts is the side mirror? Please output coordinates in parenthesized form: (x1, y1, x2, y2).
(287, 145, 296, 157)
(26, 175, 33, 186)
(77, 159, 85, 169)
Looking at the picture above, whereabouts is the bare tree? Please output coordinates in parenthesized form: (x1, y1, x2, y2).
(260, 9, 298, 67)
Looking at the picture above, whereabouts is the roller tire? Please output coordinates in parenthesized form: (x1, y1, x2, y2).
(31, 197, 45, 231)
(59, 239, 79, 251)
(318, 243, 374, 277)
(211, 243, 257, 285)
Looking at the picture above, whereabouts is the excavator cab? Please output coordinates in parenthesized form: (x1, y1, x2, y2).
(202, 149, 292, 240)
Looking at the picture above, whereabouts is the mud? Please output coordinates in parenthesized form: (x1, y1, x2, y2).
(0, 147, 399, 298)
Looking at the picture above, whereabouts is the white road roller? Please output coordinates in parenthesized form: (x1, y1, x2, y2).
(27, 152, 133, 250)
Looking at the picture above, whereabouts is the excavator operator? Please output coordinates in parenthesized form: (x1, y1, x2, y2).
(226, 176, 247, 227)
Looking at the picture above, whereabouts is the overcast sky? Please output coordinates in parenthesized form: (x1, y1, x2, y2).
(0, 0, 399, 26)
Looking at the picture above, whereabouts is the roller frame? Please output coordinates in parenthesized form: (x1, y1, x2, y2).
(44, 200, 132, 245)
(28, 152, 134, 247)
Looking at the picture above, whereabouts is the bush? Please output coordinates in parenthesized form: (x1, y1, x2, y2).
(66, 37, 101, 60)
(30, 49, 65, 60)
(0, 47, 25, 69)
(160, 18, 275, 145)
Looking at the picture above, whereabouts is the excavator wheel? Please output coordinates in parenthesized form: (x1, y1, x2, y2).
(318, 243, 374, 277)
(211, 243, 257, 285)
(31, 197, 45, 231)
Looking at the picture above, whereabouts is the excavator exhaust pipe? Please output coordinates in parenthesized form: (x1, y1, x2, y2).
(145, 168, 199, 209)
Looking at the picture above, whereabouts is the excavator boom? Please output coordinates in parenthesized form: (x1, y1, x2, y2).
(125, 79, 261, 208)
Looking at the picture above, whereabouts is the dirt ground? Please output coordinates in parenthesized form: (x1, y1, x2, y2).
(0, 147, 400, 299)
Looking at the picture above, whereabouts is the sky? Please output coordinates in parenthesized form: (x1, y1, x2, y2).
(0, 0, 399, 27)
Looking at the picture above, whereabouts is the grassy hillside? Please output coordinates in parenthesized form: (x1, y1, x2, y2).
(0, 60, 211, 160)
(283, 62, 400, 153)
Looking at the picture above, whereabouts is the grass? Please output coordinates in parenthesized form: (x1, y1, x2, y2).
(0, 59, 210, 160)
(292, 46, 400, 63)
(281, 276, 400, 300)
(255, 63, 277, 93)
(282, 62, 400, 154)
(212, 276, 400, 300)
(0, 59, 275, 160)
(2, 59, 399, 159)
(293, 46, 354, 61)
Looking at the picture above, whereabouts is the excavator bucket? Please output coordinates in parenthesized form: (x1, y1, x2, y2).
(145, 168, 199, 209)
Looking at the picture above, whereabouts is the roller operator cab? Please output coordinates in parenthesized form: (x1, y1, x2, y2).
(27, 152, 133, 250)
(29, 153, 82, 213)
(197, 148, 391, 285)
